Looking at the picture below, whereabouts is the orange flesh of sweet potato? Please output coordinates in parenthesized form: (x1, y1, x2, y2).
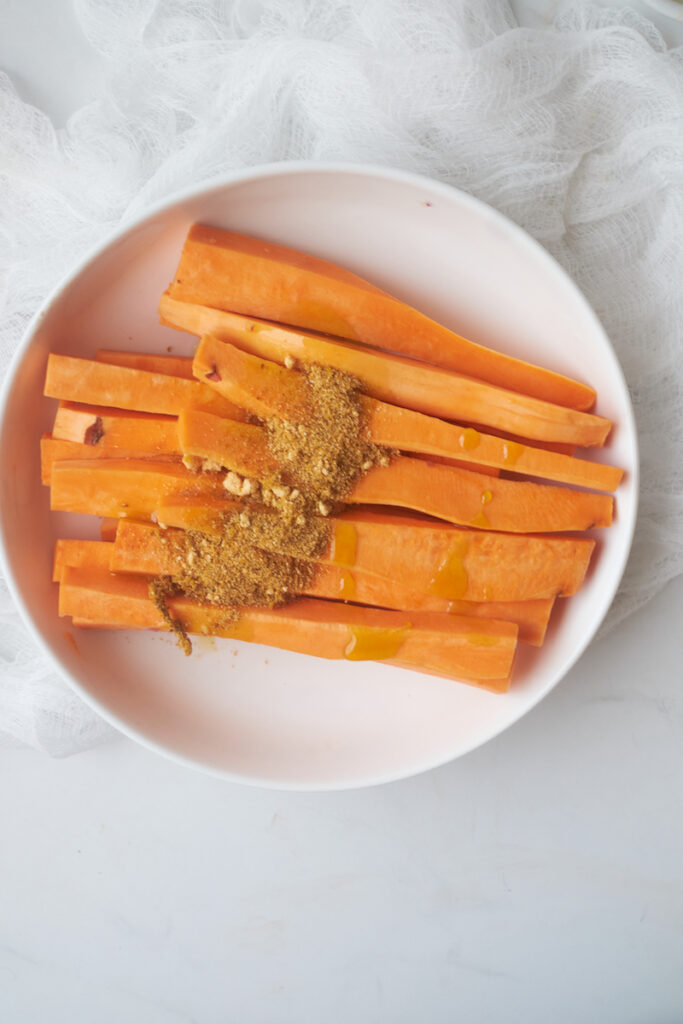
(52, 539, 113, 581)
(194, 335, 622, 492)
(159, 296, 611, 448)
(53, 402, 180, 454)
(154, 499, 594, 602)
(109, 520, 553, 645)
(44, 354, 244, 420)
(49, 458, 226, 519)
(176, 411, 281, 480)
(97, 345, 582, 458)
(59, 565, 517, 689)
(167, 224, 596, 411)
(352, 456, 613, 532)
(40, 435, 181, 485)
(96, 349, 196, 379)
(175, 410, 613, 533)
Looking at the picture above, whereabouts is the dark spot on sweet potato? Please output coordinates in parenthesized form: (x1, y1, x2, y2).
(84, 417, 104, 446)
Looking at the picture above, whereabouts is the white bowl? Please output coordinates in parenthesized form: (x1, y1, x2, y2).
(0, 163, 638, 789)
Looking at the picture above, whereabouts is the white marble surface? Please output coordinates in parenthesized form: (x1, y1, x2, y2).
(2, 4, 683, 1022)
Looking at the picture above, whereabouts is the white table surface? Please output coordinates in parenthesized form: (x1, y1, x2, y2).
(2, 4, 683, 1022)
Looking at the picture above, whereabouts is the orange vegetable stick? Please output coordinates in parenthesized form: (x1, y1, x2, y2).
(190, 333, 490, 477)
(167, 224, 596, 410)
(444, 598, 553, 647)
(177, 410, 613, 533)
(59, 566, 517, 689)
(353, 456, 613, 532)
(155, 499, 594, 602)
(50, 459, 226, 519)
(49, 521, 513, 631)
(80, 531, 551, 644)
(44, 354, 244, 420)
(485, 427, 575, 457)
(53, 402, 180, 454)
(160, 296, 611, 447)
(179, 416, 281, 480)
(52, 539, 113, 581)
(96, 349, 196, 379)
(110, 520, 553, 645)
(407, 452, 500, 476)
(41, 434, 181, 485)
(97, 347, 566, 465)
(194, 335, 622, 492)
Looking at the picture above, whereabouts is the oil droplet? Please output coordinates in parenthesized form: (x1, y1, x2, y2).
(345, 623, 411, 661)
(459, 427, 481, 451)
(467, 633, 500, 647)
(338, 570, 356, 600)
(502, 440, 525, 466)
(331, 521, 357, 567)
(471, 490, 493, 527)
(429, 537, 468, 599)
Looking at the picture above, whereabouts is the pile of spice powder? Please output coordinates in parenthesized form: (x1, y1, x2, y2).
(150, 358, 394, 653)
(265, 361, 391, 518)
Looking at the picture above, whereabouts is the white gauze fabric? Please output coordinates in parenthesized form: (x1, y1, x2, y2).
(0, 0, 681, 755)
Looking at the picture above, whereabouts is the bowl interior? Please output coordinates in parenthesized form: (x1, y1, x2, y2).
(0, 166, 637, 788)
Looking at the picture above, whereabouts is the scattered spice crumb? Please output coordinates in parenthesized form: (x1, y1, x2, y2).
(158, 525, 317, 613)
(149, 576, 192, 656)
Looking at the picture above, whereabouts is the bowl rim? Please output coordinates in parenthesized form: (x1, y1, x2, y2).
(0, 160, 640, 789)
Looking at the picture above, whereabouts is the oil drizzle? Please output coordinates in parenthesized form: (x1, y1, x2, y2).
(338, 570, 356, 600)
(345, 623, 411, 661)
(467, 632, 500, 647)
(428, 537, 468, 599)
(331, 521, 357, 567)
(471, 490, 492, 529)
(502, 441, 525, 466)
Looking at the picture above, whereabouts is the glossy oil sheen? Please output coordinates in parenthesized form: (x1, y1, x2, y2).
(330, 521, 357, 567)
(344, 624, 411, 661)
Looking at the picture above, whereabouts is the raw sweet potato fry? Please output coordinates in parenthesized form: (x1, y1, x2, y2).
(177, 410, 613, 533)
(194, 335, 622, 491)
(50, 458, 226, 519)
(109, 519, 554, 644)
(159, 296, 611, 447)
(44, 354, 244, 420)
(168, 224, 596, 410)
(154, 499, 595, 603)
(59, 565, 518, 689)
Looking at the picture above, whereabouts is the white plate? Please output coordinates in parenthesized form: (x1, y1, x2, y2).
(0, 163, 638, 789)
